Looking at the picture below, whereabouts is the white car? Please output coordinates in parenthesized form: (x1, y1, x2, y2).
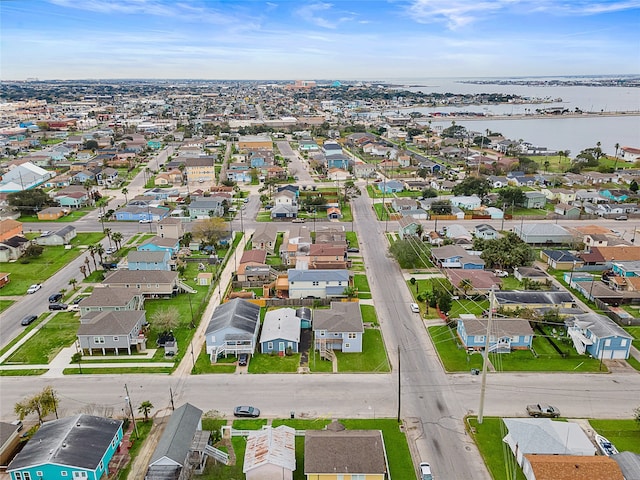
(27, 284, 42, 294)
(420, 462, 433, 480)
(494, 270, 509, 277)
(410, 303, 420, 313)
(139, 219, 152, 224)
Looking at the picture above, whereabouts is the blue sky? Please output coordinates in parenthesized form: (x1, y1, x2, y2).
(1, 0, 639, 80)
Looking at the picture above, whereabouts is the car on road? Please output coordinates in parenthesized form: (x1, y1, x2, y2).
(526, 403, 560, 418)
(292, 218, 305, 223)
(410, 303, 420, 313)
(105, 247, 117, 255)
(48, 292, 63, 303)
(419, 462, 433, 480)
(615, 215, 628, 221)
(233, 406, 260, 418)
(139, 219, 152, 224)
(238, 353, 248, 366)
(26, 284, 42, 294)
(20, 315, 38, 326)
(48, 303, 68, 311)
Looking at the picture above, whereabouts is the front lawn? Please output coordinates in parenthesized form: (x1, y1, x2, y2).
(467, 417, 526, 480)
(248, 352, 301, 373)
(429, 325, 484, 372)
(625, 326, 640, 350)
(335, 328, 390, 372)
(353, 274, 370, 293)
(361, 304, 379, 326)
(589, 419, 640, 453)
(5, 312, 79, 365)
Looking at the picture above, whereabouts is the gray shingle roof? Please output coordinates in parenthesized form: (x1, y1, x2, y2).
(8, 415, 122, 471)
(304, 429, 387, 475)
(205, 298, 260, 336)
(288, 269, 349, 283)
(494, 291, 574, 305)
(127, 250, 169, 263)
(149, 403, 202, 467)
(313, 302, 363, 333)
(103, 270, 177, 285)
(80, 286, 141, 307)
(77, 310, 145, 336)
(570, 312, 633, 339)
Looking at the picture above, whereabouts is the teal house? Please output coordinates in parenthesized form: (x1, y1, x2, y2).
(8, 414, 123, 480)
(147, 140, 162, 150)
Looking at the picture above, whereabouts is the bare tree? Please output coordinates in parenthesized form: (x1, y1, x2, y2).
(152, 306, 180, 331)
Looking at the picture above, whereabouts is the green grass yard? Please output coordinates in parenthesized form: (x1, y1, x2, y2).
(467, 417, 526, 480)
(589, 419, 640, 454)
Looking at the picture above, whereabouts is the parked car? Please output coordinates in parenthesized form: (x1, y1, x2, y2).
(40, 231, 52, 237)
(48, 303, 68, 311)
(292, 218, 305, 223)
(494, 270, 509, 277)
(139, 218, 152, 224)
(48, 292, 63, 303)
(26, 284, 42, 294)
(238, 353, 248, 366)
(234, 406, 260, 418)
(526, 403, 560, 418)
(615, 215, 628, 221)
(347, 247, 360, 253)
(20, 315, 38, 326)
(105, 247, 117, 255)
(419, 462, 433, 480)
(410, 303, 420, 313)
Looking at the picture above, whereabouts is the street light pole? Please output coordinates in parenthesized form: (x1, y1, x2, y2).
(124, 384, 139, 439)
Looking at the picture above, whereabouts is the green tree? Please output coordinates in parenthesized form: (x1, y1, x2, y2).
(634, 406, 640, 426)
(68, 278, 78, 291)
(421, 188, 438, 198)
(122, 187, 129, 203)
(437, 293, 452, 314)
(452, 177, 491, 197)
(498, 187, 526, 208)
(193, 217, 228, 247)
(430, 199, 452, 215)
(14, 386, 59, 424)
(138, 400, 154, 422)
(630, 180, 638, 193)
(88, 244, 98, 270)
(458, 279, 473, 297)
(24, 243, 44, 259)
(84, 139, 99, 150)
(180, 232, 193, 248)
(476, 232, 534, 270)
(71, 352, 83, 374)
(7, 189, 53, 214)
(343, 286, 358, 298)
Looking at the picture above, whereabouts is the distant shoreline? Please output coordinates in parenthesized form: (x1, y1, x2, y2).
(415, 111, 640, 122)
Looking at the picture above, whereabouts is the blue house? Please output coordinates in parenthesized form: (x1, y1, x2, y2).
(600, 189, 629, 202)
(612, 260, 640, 277)
(8, 414, 123, 480)
(205, 298, 261, 361)
(431, 245, 485, 269)
(259, 308, 301, 354)
(567, 312, 632, 360)
(456, 317, 534, 353)
(127, 250, 172, 271)
(377, 180, 404, 193)
(147, 140, 162, 150)
(114, 205, 170, 222)
(313, 302, 363, 353)
(138, 236, 180, 256)
(250, 154, 267, 168)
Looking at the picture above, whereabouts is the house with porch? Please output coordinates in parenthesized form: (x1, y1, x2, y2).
(205, 298, 261, 361)
(540, 250, 583, 270)
(35, 226, 76, 246)
(474, 224, 499, 240)
(313, 301, 363, 354)
(431, 245, 485, 269)
(523, 191, 547, 209)
(377, 180, 404, 193)
(7, 415, 123, 480)
(77, 310, 147, 355)
(398, 217, 421, 239)
(456, 316, 534, 352)
(156, 217, 183, 239)
(566, 312, 632, 360)
(259, 308, 301, 354)
(78, 286, 144, 316)
(252, 223, 279, 253)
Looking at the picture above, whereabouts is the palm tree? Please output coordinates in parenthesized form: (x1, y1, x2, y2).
(543, 159, 550, 173)
(68, 278, 78, 291)
(458, 279, 473, 298)
(95, 243, 105, 263)
(103, 228, 112, 247)
(88, 245, 98, 270)
(122, 187, 129, 204)
(79, 264, 87, 279)
(138, 400, 154, 422)
(112, 231, 123, 250)
(84, 256, 92, 274)
(613, 142, 620, 171)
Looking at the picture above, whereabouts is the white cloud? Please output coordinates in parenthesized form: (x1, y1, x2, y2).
(405, 0, 507, 29)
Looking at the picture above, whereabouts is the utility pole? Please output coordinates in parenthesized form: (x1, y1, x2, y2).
(124, 384, 139, 438)
(397, 344, 401, 423)
(169, 387, 175, 411)
(478, 286, 495, 424)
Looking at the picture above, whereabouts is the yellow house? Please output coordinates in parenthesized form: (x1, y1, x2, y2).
(304, 422, 388, 480)
(185, 157, 216, 184)
(37, 207, 68, 220)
